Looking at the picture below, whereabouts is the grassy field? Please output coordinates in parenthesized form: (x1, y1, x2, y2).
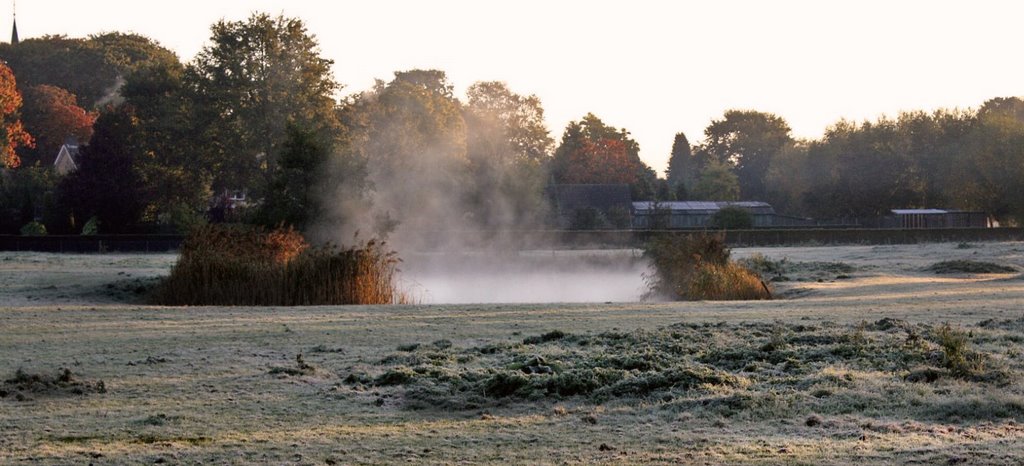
(2, 242, 1024, 464)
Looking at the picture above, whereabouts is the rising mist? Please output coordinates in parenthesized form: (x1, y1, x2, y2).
(311, 71, 647, 304)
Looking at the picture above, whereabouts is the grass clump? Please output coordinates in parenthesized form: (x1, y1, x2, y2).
(151, 225, 406, 305)
(268, 354, 316, 377)
(925, 260, 1016, 274)
(523, 330, 568, 345)
(644, 232, 771, 301)
(740, 253, 789, 277)
(2, 368, 106, 400)
(341, 319, 1022, 423)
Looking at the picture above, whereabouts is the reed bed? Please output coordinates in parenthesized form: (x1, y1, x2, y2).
(644, 232, 771, 301)
(151, 225, 406, 305)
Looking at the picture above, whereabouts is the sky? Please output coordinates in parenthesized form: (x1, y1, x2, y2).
(6, 0, 1023, 175)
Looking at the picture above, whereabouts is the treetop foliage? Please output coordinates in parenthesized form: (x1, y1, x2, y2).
(552, 113, 657, 200)
(0, 63, 33, 168)
(3, 11, 1024, 236)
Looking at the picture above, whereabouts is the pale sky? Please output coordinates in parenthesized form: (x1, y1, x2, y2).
(7, 1, 1023, 175)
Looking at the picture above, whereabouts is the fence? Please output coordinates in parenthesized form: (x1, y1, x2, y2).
(638, 228, 1024, 247)
(1, 228, 1022, 252)
(0, 235, 183, 253)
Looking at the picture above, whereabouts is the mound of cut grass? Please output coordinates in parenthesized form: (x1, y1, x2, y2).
(925, 260, 1016, 274)
(336, 319, 1022, 421)
(1, 368, 106, 400)
(151, 225, 407, 305)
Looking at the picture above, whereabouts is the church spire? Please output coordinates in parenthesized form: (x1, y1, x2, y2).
(10, 0, 17, 45)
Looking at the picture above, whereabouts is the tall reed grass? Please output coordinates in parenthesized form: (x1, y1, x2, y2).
(151, 225, 407, 305)
(644, 232, 771, 301)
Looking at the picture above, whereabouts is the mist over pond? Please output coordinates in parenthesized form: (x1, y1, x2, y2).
(399, 249, 648, 304)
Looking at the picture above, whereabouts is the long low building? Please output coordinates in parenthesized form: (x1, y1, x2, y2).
(631, 201, 814, 229)
(885, 209, 991, 228)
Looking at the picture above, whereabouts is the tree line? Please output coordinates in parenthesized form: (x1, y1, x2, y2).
(666, 104, 1024, 224)
(0, 13, 1021, 237)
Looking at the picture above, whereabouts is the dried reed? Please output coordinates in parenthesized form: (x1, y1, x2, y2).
(151, 225, 406, 305)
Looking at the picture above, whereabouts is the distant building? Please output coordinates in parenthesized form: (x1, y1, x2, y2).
(886, 209, 991, 229)
(631, 201, 817, 229)
(53, 139, 80, 176)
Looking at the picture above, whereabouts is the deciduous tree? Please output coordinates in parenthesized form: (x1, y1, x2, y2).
(698, 110, 792, 200)
(336, 69, 467, 239)
(464, 81, 553, 227)
(0, 62, 32, 168)
(0, 33, 183, 110)
(552, 113, 657, 199)
(692, 160, 740, 201)
(18, 85, 96, 166)
(187, 13, 341, 194)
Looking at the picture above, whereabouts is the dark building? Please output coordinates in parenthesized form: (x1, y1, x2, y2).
(631, 201, 819, 229)
(550, 184, 633, 229)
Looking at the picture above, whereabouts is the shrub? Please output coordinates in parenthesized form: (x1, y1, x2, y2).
(166, 203, 207, 234)
(80, 216, 100, 235)
(644, 232, 771, 301)
(710, 206, 753, 229)
(19, 221, 46, 236)
(933, 323, 988, 378)
(150, 225, 406, 305)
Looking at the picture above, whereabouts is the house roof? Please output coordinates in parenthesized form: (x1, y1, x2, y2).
(891, 209, 948, 215)
(53, 143, 80, 174)
(633, 201, 775, 214)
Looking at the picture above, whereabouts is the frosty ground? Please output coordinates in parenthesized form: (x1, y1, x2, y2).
(1, 242, 1023, 464)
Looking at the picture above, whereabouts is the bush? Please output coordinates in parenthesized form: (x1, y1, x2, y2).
(150, 225, 406, 305)
(710, 206, 753, 229)
(19, 221, 47, 236)
(80, 216, 100, 236)
(644, 232, 771, 301)
(166, 203, 207, 234)
(933, 323, 989, 379)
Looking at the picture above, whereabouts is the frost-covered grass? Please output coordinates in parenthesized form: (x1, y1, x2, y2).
(2, 242, 1024, 464)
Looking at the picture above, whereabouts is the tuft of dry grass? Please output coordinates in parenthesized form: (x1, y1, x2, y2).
(151, 225, 406, 305)
(644, 232, 771, 301)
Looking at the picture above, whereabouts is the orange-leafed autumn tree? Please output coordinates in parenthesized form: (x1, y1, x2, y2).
(552, 113, 657, 199)
(0, 62, 33, 168)
(561, 138, 639, 185)
(20, 84, 96, 165)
